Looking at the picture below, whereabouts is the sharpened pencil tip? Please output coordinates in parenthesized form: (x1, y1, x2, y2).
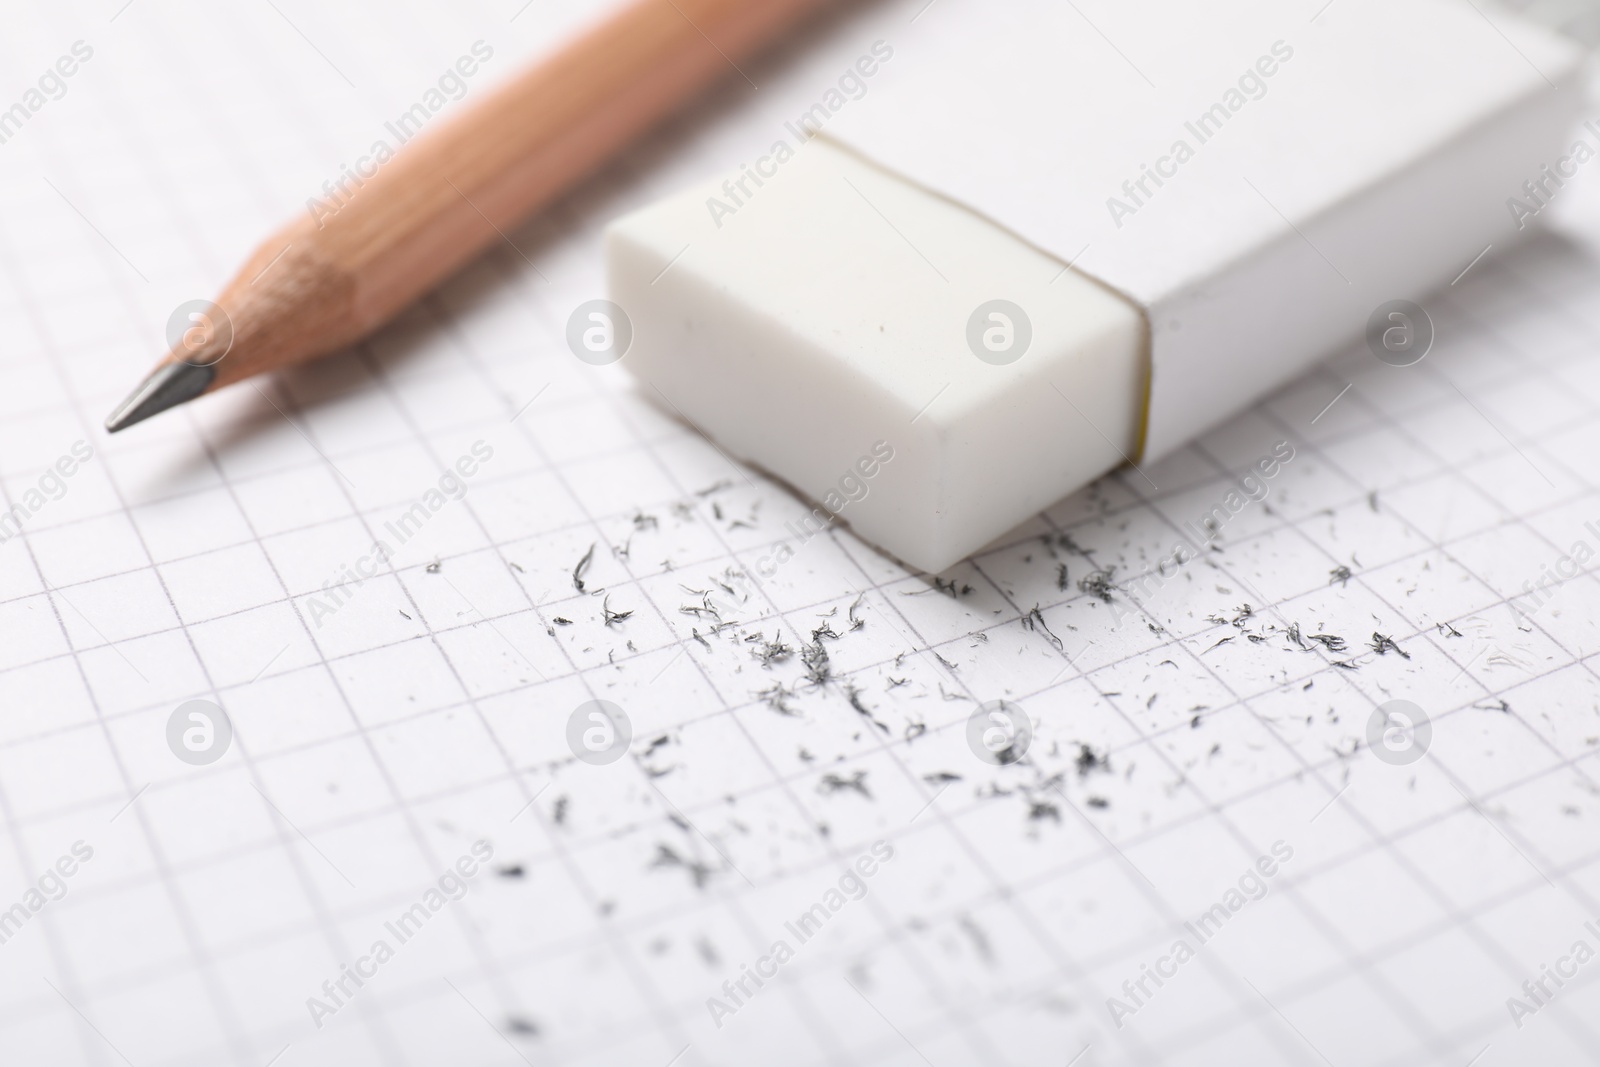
(105, 361, 216, 433)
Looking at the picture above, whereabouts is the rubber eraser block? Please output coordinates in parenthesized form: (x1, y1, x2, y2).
(606, 0, 1582, 574)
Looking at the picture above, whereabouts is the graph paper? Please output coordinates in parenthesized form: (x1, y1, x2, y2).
(2, 1, 1600, 1065)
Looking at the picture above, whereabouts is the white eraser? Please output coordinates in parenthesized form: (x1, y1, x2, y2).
(608, 138, 1147, 573)
(607, 0, 1582, 574)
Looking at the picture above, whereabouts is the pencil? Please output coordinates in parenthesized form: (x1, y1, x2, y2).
(105, 0, 835, 432)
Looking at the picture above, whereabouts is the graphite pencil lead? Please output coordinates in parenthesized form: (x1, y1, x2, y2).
(104, 361, 216, 433)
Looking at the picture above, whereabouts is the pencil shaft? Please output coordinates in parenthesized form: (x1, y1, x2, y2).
(113, 0, 835, 426)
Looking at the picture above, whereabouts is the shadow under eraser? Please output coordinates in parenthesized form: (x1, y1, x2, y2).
(606, 0, 1584, 574)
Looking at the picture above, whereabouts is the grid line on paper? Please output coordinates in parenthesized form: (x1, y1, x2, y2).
(10, 646, 1600, 1010)
(959, 549, 1457, 1064)
(4, 766, 1599, 1047)
(0, 201, 266, 1067)
(0, 415, 1587, 696)
(182, 8, 687, 1054)
(0, 442, 1596, 772)
(2, 41, 408, 1067)
(1172, 301, 1600, 1054)
(1091, 388, 1600, 1057)
(341, 319, 706, 1057)
(1143, 439, 1587, 1057)
(417, 279, 869, 1064)
(0, 505, 105, 1063)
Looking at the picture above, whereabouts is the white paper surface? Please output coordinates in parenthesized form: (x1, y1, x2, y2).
(4, 2, 1600, 1066)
